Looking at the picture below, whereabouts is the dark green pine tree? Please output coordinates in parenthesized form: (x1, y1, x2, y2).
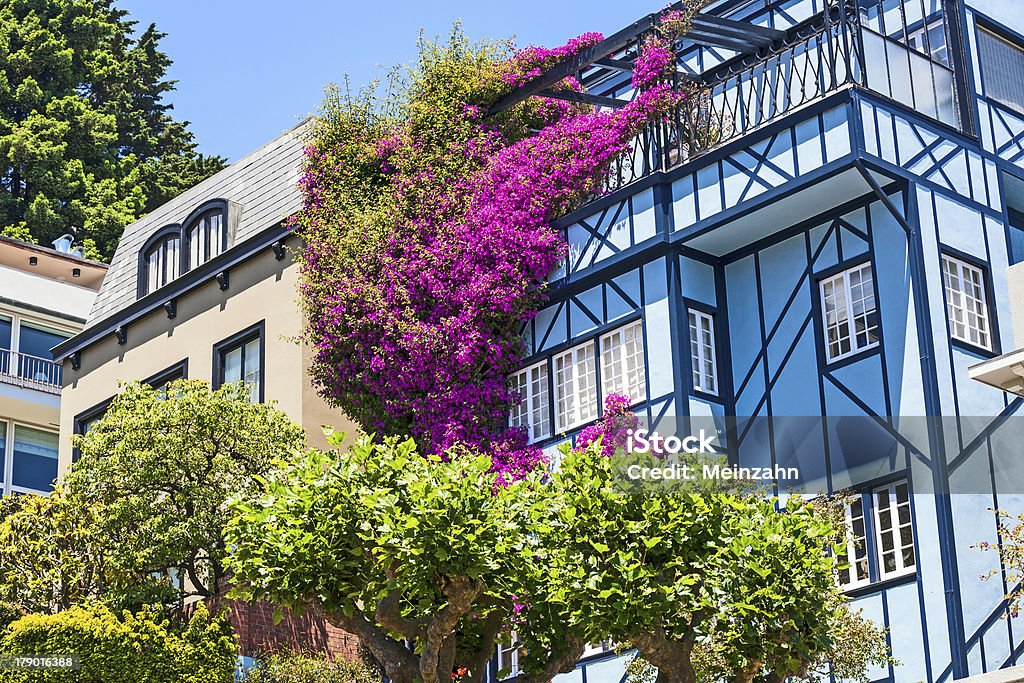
(0, 0, 226, 260)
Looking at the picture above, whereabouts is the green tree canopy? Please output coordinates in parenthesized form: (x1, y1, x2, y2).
(225, 435, 891, 683)
(0, 0, 225, 259)
(0, 380, 305, 615)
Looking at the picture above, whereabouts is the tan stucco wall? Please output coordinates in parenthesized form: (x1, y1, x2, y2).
(57, 237, 355, 473)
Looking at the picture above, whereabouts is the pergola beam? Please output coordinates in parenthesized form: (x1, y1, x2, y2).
(538, 89, 628, 108)
(486, 6, 786, 117)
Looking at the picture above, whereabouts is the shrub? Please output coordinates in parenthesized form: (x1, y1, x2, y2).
(0, 602, 236, 682)
(246, 652, 381, 683)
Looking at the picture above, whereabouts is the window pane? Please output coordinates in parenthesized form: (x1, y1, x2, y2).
(600, 322, 646, 403)
(12, 425, 59, 492)
(942, 255, 992, 350)
(821, 264, 878, 362)
(243, 338, 261, 401)
(509, 362, 550, 442)
(0, 421, 6, 487)
(688, 310, 718, 395)
(223, 347, 243, 384)
(979, 26, 1024, 114)
(554, 343, 597, 431)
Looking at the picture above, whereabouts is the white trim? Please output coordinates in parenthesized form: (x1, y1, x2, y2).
(510, 360, 551, 442)
(819, 262, 879, 363)
(872, 480, 916, 580)
(838, 496, 871, 590)
(599, 321, 647, 404)
(553, 341, 598, 432)
(687, 309, 718, 395)
(941, 254, 992, 351)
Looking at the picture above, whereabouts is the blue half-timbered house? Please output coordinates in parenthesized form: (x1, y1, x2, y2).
(495, 0, 1024, 681)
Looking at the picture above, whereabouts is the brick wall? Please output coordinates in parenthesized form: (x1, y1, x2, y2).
(181, 592, 360, 660)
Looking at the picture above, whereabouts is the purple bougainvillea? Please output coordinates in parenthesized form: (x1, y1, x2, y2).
(297, 19, 690, 479)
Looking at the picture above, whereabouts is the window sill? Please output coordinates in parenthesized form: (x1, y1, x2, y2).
(825, 344, 880, 371)
(842, 570, 916, 598)
(950, 337, 999, 360)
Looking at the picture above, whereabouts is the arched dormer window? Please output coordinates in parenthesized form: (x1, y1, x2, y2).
(184, 201, 228, 270)
(140, 226, 181, 296)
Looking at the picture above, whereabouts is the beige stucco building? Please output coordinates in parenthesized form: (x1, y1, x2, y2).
(0, 236, 106, 494)
(53, 121, 352, 474)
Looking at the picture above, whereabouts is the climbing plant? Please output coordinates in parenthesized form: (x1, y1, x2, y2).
(295, 16, 693, 477)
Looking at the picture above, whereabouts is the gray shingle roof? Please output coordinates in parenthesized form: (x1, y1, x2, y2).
(87, 119, 309, 323)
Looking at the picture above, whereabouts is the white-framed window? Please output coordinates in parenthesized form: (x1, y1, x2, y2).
(599, 321, 646, 404)
(496, 633, 521, 680)
(581, 641, 616, 659)
(874, 480, 915, 579)
(941, 254, 992, 351)
(838, 497, 871, 589)
(510, 361, 551, 442)
(820, 262, 879, 362)
(688, 309, 718, 395)
(554, 342, 598, 432)
(4, 422, 59, 495)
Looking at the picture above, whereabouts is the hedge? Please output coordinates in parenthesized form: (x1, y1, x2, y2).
(246, 652, 381, 683)
(0, 602, 236, 682)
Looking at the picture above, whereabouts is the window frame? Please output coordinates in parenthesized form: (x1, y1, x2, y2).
(976, 19, 1024, 115)
(72, 396, 115, 462)
(183, 201, 229, 271)
(6, 421, 60, 495)
(138, 225, 183, 297)
(686, 306, 719, 397)
(509, 359, 552, 443)
(136, 200, 233, 299)
(872, 480, 916, 581)
(143, 359, 189, 393)
(510, 319, 648, 442)
(817, 260, 880, 364)
(553, 340, 599, 433)
(495, 633, 521, 681)
(940, 250, 997, 354)
(212, 321, 265, 403)
(599, 320, 647, 405)
(837, 496, 871, 590)
(836, 478, 917, 593)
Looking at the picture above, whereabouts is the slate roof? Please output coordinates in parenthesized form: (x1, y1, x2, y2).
(86, 119, 309, 324)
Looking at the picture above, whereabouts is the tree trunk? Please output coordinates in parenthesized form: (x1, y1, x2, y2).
(519, 635, 586, 683)
(326, 609, 420, 683)
(631, 628, 697, 683)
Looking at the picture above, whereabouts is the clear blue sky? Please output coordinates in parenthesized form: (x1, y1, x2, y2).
(118, 1, 661, 162)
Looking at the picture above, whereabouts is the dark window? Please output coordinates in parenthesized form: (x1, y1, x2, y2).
(1009, 208, 1024, 265)
(978, 25, 1024, 114)
(0, 316, 11, 376)
(17, 323, 68, 385)
(72, 398, 114, 462)
(144, 360, 188, 398)
(143, 233, 181, 294)
(213, 322, 264, 402)
(11, 425, 58, 493)
(186, 210, 226, 269)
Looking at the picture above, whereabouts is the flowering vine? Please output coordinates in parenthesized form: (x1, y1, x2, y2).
(296, 12, 695, 478)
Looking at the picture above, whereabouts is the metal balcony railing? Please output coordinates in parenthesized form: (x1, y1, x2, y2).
(601, 0, 958, 193)
(0, 348, 62, 394)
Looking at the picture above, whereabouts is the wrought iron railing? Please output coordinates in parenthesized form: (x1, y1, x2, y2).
(600, 0, 958, 193)
(0, 348, 62, 393)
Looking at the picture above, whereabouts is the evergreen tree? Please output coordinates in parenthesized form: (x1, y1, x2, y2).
(0, 0, 226, 260)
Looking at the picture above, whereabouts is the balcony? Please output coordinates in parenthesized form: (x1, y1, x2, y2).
(0, 348, 62, 394)
(495, 0, 960, 195)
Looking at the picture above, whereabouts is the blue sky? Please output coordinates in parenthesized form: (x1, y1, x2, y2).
(119, 1, 661, 162)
